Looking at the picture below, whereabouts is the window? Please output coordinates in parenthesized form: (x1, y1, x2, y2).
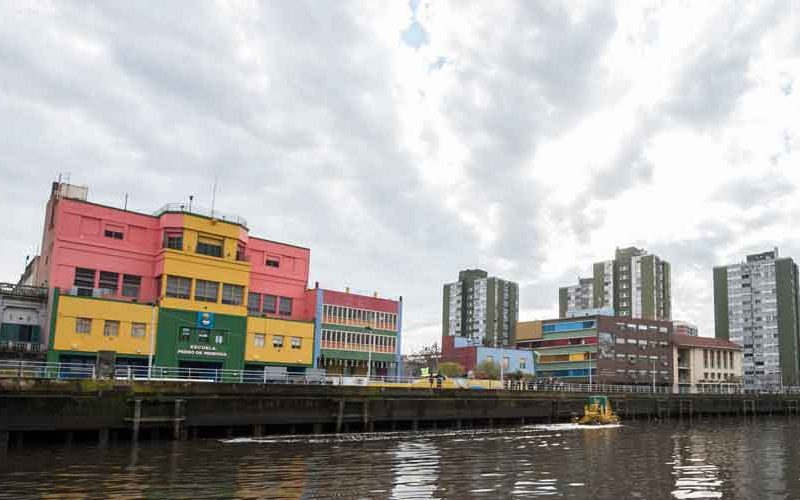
(98, 271, 119, 293)
(266, 258, 280, 268)
(196, 236, 223, 258)
(262, 294, 277, 314)
(164, 230, 183, 250)
(198, 329, 210, 342)
(503, 356, 510, 369)
(131, 322, 146, 338)
(254, 334, 265, 347)
(616, 337, 626, 345)
(247, 293, 261, 314)
(104, 228, 124, 240)
(103, 320, 120, 337)
(76, 318, 92, 335)
(166, 276, 191, 299)
(180, 327, 192, 341)
(485, 355, 494, 364)
(222, 284, 244, 305)
(194, 280, 219, 302)
(214, 333, 224, 345)
(519, 358, 527, 370)
(74, 268, 96, 295)
(291, 337, 302, 349)
(122, 275, 141, 298)
(279, 297, 293, 316)
(273, 335, 284, 348)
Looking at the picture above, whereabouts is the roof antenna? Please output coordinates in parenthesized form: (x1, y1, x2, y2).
(124, 193, 129, 211)
(211, 173, 218, 220)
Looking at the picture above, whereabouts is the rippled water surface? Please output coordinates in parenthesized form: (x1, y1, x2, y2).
(2, 419, 799, 499)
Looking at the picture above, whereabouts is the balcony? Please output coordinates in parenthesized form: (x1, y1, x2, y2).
(0, 341, 45, 353)
(64, 287, 145, 303)
(154, 203, 248, 228)
(0, 283, 48, 299)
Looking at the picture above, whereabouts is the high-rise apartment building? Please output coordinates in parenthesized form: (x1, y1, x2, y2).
(442, 269, 518, 347)
(559, 247, 671, 321)
(714, 249, 800, 388)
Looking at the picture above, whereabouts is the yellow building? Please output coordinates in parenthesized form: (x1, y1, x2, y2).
(49, 294, 156, 366)
(244, 316, 315, 368)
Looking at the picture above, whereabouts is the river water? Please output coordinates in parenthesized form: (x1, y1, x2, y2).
(1, 418, 799, 499)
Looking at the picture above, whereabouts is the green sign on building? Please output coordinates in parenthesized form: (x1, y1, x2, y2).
(155, 308, 246, 370)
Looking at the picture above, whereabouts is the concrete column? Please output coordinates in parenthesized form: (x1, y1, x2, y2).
(336, 400, 345, 433)
(173, 400, 184, 441)
(455, 419, 462, 430)
(132, 399, 142, 442)
(411, 420, 418, 431)
(98, 428, 110, 448)
(253, 424, 264, 437)
(288, 424, 296, 435)
(362, 401, 370, 432)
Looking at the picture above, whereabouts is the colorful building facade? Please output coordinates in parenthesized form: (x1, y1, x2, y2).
(441, 335, 535, 376)
(34, 182, 317, 373)
(310, 287, 403, 377)
(516, 315, 674, 387)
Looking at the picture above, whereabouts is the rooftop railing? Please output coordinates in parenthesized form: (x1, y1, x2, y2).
(153, 203, 248, 228)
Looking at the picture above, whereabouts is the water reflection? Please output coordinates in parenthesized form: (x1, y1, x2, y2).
(670, 432, 723, 499)
(1, 420, 799, 499)
(391, 440, 440, 499)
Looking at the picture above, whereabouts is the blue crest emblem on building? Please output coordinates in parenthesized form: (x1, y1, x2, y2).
(196, 311, 215, 329)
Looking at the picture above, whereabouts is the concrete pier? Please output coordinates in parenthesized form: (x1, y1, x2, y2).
(1, 379, 799, 448)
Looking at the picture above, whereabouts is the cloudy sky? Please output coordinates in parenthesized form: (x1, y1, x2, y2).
(1, 1, 799, 351)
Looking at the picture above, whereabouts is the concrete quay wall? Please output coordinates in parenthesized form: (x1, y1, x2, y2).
(2, 380, 799, 448)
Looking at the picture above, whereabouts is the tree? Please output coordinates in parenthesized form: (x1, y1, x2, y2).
(475, 359, 500, 380)
(437, 361, 465, 378)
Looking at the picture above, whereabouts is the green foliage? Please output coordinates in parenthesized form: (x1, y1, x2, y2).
(475, 359, 500, 379)
(437, 361, 465, 378)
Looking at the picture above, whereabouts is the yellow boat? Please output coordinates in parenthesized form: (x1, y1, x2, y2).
(574, 395, 620, 425)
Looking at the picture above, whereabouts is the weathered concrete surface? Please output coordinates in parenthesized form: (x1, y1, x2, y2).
(2, 379, 799, 442)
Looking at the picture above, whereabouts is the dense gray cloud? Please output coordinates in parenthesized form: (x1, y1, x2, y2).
(0, 1, 798, 350)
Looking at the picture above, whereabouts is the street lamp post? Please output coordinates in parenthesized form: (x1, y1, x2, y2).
(652, 358, 656, 393)
(366, 326, 373, 380)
